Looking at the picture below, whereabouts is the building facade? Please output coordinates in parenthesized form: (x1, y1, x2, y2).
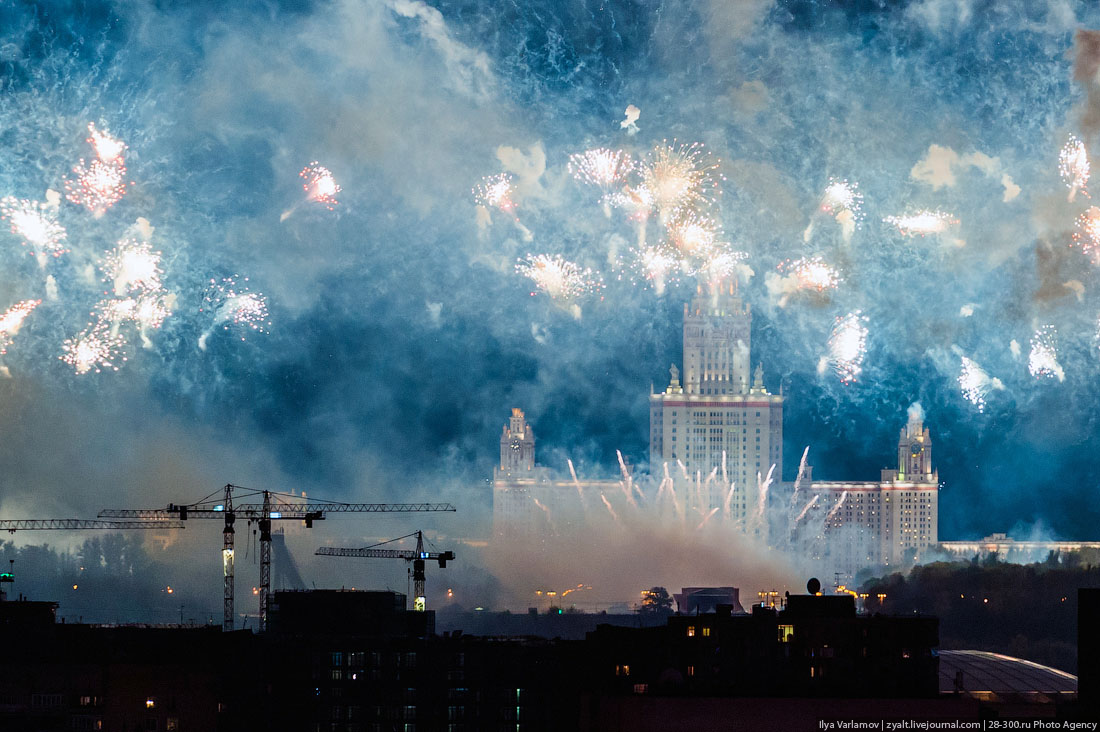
(648, 282, 783, 514)
(493, 408, 623, 542)
(492, 282, 940, 577)
(797, 410, 940, 575)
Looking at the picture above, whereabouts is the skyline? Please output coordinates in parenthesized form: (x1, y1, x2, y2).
(2, 0, 1100, 573)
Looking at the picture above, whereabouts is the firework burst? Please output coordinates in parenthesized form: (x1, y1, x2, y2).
(0, 299, 41, 354)
(1059, 135, 1090, 201)
(625, 243, 681, 290)
(516, 254, 603, 299)
(61, 322, 127, 374)
(642, 141, 722, 222)
(819, 178, 864, 221)
(300, 162, 341, 209)
(779, 256, 841, 291)
(958, 356, 1001, 412)
(608, 184, 655, 222)
(99, 294, 172, 332)
(883, 210, 959, 237)
(667, 213, 723, 259)
(568, 148, 635, 190)
(473, 173, 516, 214)
(66, 158, 129, 215)
(86, 123, 127, 163)
(101, 239, 163, 296)
(822, 311, 868, 384)
(0, 197, 68, 257)
(1073, 206, 1100, 263)
(199, 276, 271, 349)
(697, 248, 750, 283)
(1028, 325, 1064, 381)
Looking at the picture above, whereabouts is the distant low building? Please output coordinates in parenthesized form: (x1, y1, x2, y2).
(938, 534, 1100, 563)
(673, 587, 743, 615)
(583, 590, 940, 699)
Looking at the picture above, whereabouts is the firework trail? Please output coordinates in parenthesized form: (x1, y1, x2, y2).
(722, 482, 737, 521)
(0, 196, 68, 261)
(61, 322, 127, 375)
(883, 210, 959, 237)
(566, 458, 585, 502)
(695, 506, 719, 531)
(101, 239, 163, 296)
(198, 276, 270, 350)
(642, 141, 722, 224)
(531, 498, 557, 533)
(616, 450, 638, 508)
(661, 462, 686, 523)
(600, 494, 620, 523)
(820, 311, 868, 383)
(793, 494, 820, 525)
(805, 178, 864, 243)
(754, 464, 775, 532)
(958, 355, 1002, 412)
(0, 299, 41, 356)
(1073, 206, 1100, 264)
(516, 254, 603, 299)
(789, 446, 811, 508)
(825, 490, 849, 523)
(1028, 325, 1064, 381)
(1060, 135, 1090, 201)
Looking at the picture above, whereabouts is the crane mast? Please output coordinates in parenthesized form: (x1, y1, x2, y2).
(222, 484, 235, 633)
(315, 530, 455, 611)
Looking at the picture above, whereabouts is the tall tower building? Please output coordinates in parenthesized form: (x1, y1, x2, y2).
(806, 407, 939, 576)
(649, 282, 783, 515)
(500, 408, 535, 474)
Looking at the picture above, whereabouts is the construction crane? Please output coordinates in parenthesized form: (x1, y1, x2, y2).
(316, 530, 454, 611)
(0, 519, 185, 533)
(100, 484, 455, 632)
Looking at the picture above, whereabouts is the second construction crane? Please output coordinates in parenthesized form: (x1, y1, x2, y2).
(316, 530, 454, 611)
(101, 484, 455, 632)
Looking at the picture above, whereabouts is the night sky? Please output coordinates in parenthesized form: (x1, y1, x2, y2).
(2, 0, 1100, 567)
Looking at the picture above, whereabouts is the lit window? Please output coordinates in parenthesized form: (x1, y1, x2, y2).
(778, 624, 795, 643)
(145, 698, 156, 709)
(702, 627, 711, 637)
(686, 625, 695, 637)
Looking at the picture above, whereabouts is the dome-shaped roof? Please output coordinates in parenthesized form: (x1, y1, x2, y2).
(938, 650, 1076, 695)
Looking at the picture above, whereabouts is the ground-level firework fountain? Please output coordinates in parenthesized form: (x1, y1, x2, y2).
(486, 281, 940, 609)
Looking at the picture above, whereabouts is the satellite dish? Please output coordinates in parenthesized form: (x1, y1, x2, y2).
(807, 577, 821, 595)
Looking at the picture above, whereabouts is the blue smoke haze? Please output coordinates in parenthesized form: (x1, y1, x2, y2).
(1, 0, 1099, 571)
